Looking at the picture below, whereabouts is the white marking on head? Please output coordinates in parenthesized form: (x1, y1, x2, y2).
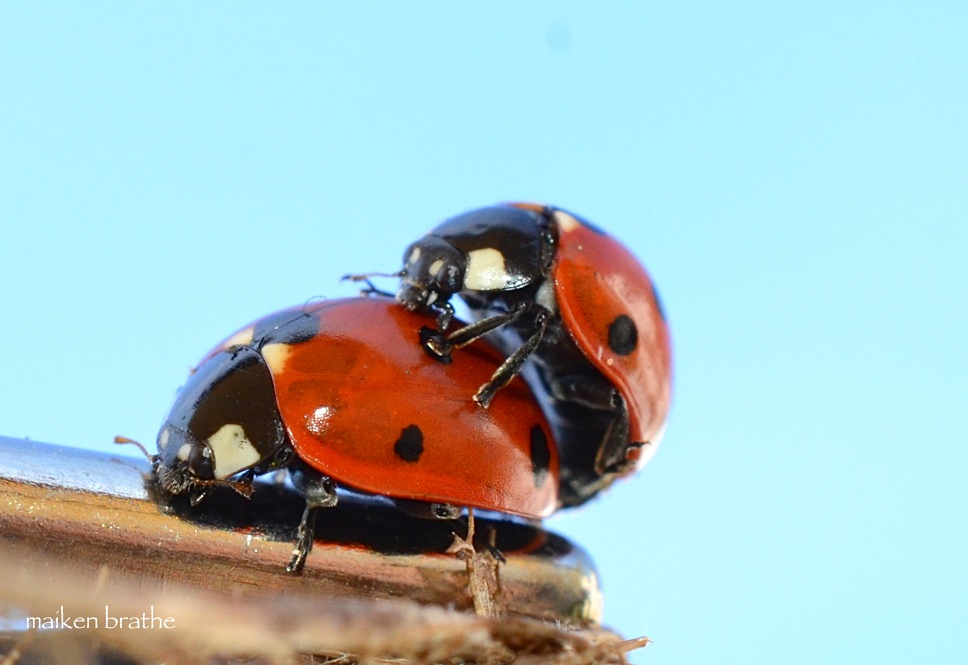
(176, 442, 192, 461)
(465, 248, 511, 290)
(428, 258, 445, 277)
(207, 424, 261, 479)
(261, 343, 291, 376)
(221, 326, 255, 350)
(408, 246, 421, 266)
(553, 210, 582, 233)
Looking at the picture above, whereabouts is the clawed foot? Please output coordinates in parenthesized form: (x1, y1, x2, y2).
(419, 327, 454, 365)
(287, 505, 318, 574)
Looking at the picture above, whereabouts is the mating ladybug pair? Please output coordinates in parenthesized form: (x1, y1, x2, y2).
(152, 203, 672, 572)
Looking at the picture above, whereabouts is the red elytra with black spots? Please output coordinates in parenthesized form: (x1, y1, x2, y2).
(153, 296, 558, 572)
(384, 203, 672, 506)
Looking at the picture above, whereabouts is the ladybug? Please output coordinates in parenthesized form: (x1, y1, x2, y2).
(153, 296, 559, 573)
(347, 203, 671, 506)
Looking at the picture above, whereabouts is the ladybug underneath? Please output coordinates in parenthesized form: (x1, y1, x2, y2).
(347, 203, 672, 506)
(152, 297, 559, 573)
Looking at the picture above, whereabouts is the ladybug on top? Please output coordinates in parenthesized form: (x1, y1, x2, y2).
(348, 203, 672, 506)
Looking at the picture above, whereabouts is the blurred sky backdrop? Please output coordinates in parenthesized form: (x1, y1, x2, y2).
(2, 3, 967, 663)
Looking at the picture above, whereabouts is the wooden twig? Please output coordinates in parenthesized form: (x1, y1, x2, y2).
(0, 437, 644, 663)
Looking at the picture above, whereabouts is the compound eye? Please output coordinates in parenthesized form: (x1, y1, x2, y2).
(440, 263, 462, 292)
(187, 443, 214, 479)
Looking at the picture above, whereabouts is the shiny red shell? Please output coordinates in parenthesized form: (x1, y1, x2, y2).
(224, 298, 559, 519)
(515, 203, 673, 470)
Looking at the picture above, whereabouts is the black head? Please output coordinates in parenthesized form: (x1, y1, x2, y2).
(154, 425, 216, 495)
(397, 235, 466, 311)
(154, 345, 291, 497)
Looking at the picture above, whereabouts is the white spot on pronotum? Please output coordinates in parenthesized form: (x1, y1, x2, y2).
(535, 279, 558, 312)
(553, 210, 582, 233)
(176, 443, 192, 461)
(207, 424, 261, 479)
(408, 246, 421, 265)
(158, 428, 171, 450)
(261, 343, 291, 375)
(428, 258, 445, 277)
(221, 326, 255, 350)
(465, 248, 511, 290)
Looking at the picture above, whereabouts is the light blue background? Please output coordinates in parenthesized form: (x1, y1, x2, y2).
(2, 4, 966, 663)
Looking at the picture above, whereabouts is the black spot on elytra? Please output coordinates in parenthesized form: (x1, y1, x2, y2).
(252, 309, 321, 347)
(394, 425, 424, 463)
(530, 425, 551, 487)
(607, 314, 638, 356)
